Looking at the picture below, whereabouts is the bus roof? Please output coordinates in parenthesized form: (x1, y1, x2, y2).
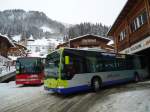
(17, 57, 41, 60)
(59, 48, 122, 55)
(46, 48, 144, 58)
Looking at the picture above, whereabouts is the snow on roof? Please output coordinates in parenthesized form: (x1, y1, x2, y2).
(14, 42, 27, 49)
(78, 47, 107, 52)
(0, 34, 15, 47)
(28, 35, 34, 40)
(69, 34, 111, 42)
(8, 56, 19, 61)
(107, 40, 114, 45)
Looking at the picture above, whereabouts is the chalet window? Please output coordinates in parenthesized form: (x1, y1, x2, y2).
(130, 11, 148, 32)
(119, 29, 127, 41)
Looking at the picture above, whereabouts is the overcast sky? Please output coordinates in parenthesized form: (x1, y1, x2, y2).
(0, 0, 127, 26)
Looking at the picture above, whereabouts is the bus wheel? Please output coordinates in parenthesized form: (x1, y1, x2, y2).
(91, 77, 101, 92)
(134, 72, 140, 82)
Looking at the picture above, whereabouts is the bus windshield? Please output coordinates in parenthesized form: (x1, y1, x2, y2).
(44, 51, 60, 79)
(16, 58, 42, 74)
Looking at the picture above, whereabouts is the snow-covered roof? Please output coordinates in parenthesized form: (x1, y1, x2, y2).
(107, 40, 114, 45)
(28, 35, 34, 41)
(78, 47, 107, 52)
(14, 42, 27, 50)
(69, 34, 111, 42)
(8, 56, 19, 61)
(0, 34, 15, 47)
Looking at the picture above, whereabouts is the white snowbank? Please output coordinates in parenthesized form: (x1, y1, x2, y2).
(0, 66, 15, 77)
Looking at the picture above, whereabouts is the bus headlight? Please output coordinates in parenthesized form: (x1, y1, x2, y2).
(58, 86, 65, 89)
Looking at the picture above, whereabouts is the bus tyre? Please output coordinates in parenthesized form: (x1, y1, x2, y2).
(134, 72, 140, 82)
(91, 77, 101, 92)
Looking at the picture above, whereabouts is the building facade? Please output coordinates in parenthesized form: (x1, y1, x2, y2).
(107, 0, 150, 74)
(108, 0, 150, 53)
(57, 34, 114, 52)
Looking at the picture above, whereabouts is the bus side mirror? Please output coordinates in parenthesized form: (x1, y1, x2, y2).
(65, 56, 70, 65)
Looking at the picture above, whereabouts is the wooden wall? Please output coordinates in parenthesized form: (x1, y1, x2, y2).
(110, 0, 150, 52)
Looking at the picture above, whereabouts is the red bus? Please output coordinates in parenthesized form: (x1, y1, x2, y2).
(15, 57, 44, 85)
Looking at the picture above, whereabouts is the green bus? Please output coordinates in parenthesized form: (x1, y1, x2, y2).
(44, 48, 148, 94)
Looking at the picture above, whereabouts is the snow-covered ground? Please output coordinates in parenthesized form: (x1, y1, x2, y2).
(40, 26, 55, 33)
(12, 35, 21, 42)
(0, 80, 150, 112)
(27, 36, 62, 57)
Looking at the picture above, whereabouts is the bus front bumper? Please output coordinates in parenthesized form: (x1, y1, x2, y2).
(44, 85, 91, 94)
(16, 79, 43, 85)
(44, 86, 66, 93)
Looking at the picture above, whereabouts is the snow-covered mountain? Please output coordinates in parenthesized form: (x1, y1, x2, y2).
(0, 9, 66, 41)
(0, 9, 110, 43)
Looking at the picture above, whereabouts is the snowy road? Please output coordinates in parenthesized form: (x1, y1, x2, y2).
(0, 81, 150, 112)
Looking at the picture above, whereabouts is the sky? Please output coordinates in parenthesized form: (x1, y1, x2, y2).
(0, 0, 127, 26)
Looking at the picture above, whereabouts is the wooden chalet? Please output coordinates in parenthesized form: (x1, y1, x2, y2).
(108, 0, 150, 53)
(57, 34, 114, 52)
(8, 43, 27, 57)
(107, 0, 150, 74)
(0, 34, 15, 58)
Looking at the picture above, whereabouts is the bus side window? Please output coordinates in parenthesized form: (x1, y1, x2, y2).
(74, 58, 84, 73)
(86, 58, 95, 73)
(86, 57, 102, 73)
(139, 56, 146, 69)
(133, 56, 141, 69)
(103, 59, 116, 71)
(96, 62, 104, 72)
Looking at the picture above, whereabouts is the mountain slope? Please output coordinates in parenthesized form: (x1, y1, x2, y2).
(0, 9, 110, 42)
(65, 22, 110, 41)
(0, 9, 66, 41)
